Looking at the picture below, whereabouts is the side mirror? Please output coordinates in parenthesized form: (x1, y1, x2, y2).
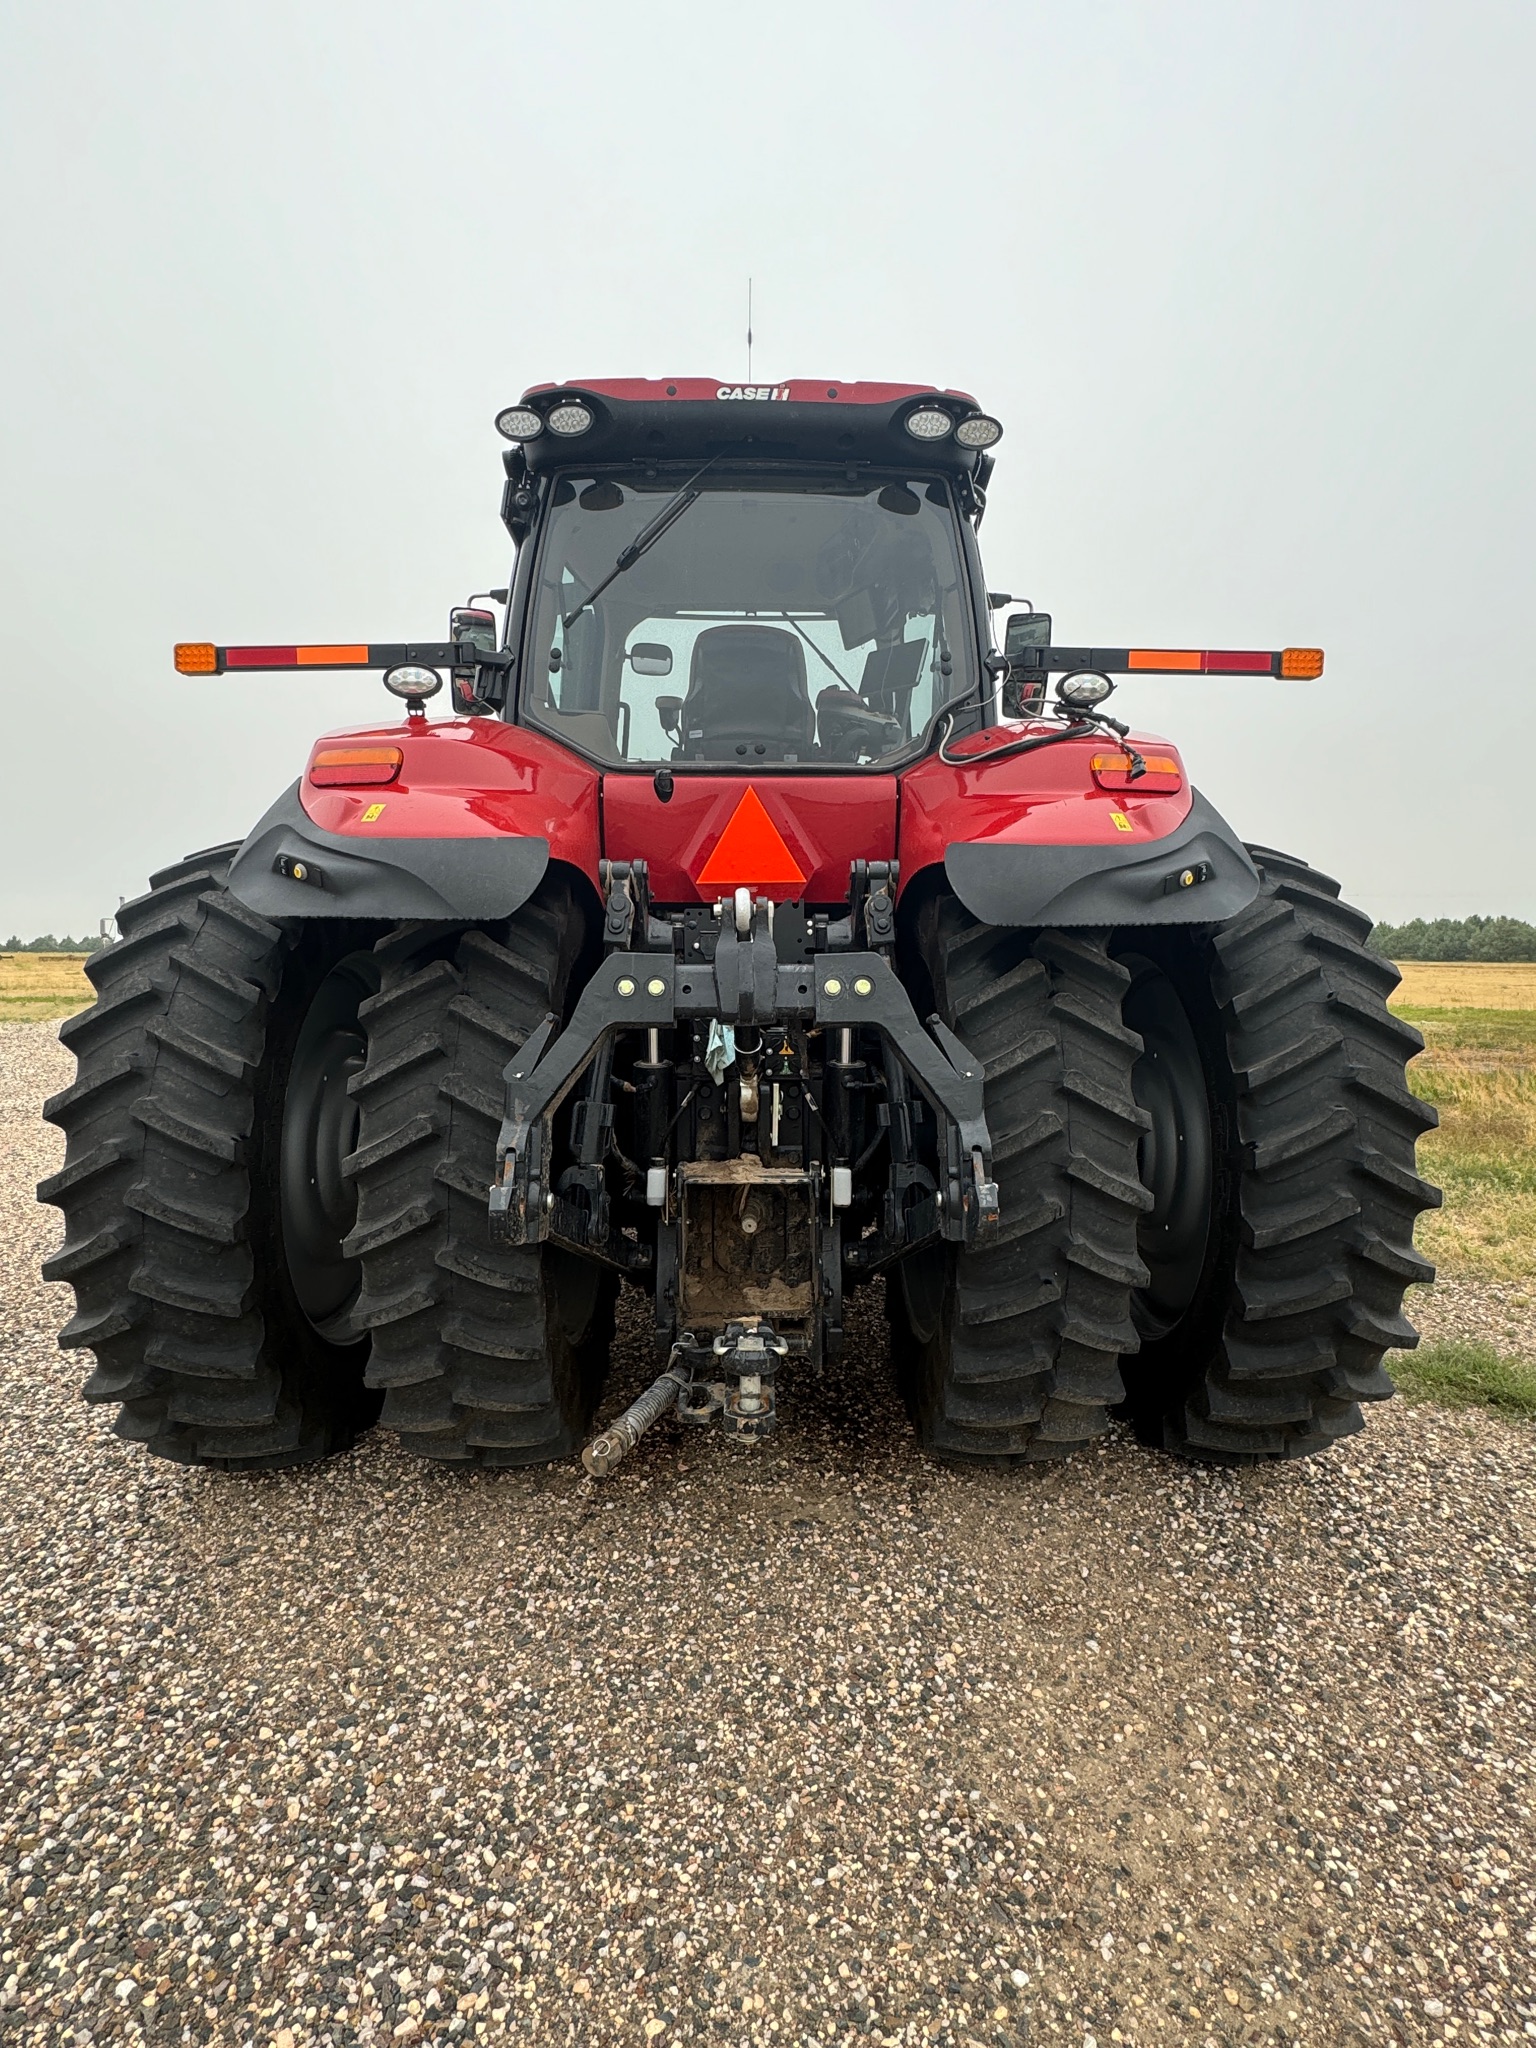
(655, 694, 684, 737)
(451, 606, 497, 656)
(1002, 608, 1051, 718)
(450, 607, 500, 714)
(628, 642, 673, 678)
(1002, 608, 1051, 657)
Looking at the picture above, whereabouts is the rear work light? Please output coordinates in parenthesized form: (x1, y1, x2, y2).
(904, 406, 953, 441)
(546, 402, 594, 436)
(1091, 751, 1183, 793)
(495, 405, 544, 441)
(954, 413, 1003, 448)
(309, 746, 403, 788)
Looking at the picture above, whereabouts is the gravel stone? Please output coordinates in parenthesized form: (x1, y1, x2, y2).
(4, 1018, 1534, 2046)
(1412, 1276, 1536, 1362)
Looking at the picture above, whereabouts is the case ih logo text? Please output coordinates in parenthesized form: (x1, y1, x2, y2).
(716, 385, 790, 401)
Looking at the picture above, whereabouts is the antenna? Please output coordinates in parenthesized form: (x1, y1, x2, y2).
(746, 278, 753, 382)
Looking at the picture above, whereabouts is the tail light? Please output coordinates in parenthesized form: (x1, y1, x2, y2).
(1091, 751, 1183, 794)
(309, 746, 403, 788)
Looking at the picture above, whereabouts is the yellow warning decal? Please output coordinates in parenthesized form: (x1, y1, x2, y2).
(360, 802, 387, 823)
(1110, 810, 1134, 833)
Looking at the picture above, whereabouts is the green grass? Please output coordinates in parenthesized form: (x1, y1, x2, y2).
(1408, 1036, 1536, 1278)
(1392, 1340, 1536, 1420)
(1396, 1006, 1536, 1057)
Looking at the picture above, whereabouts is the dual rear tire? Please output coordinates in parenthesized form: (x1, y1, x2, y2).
(42, 845, 1438, 1472)
(39, 854, 608, 1469)
(891, 846, 1440, 1463)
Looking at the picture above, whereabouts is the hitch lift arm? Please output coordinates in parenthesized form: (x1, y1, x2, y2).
(487, 932, 998, 1255)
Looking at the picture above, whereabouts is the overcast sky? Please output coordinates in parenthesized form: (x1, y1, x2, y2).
(2, 0, 1531, 933)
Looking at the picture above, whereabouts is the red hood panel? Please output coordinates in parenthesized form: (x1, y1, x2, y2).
(603, 775, 896, 906)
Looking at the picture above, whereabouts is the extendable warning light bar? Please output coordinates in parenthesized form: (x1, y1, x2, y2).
(1009, 647, 1325, 680)
(174, 642, 476, 676)
(175, 641, 1323, 681)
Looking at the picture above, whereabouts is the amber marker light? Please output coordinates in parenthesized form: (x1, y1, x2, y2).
(309, 746, 404, 788)
(174, 643, 218, 675)
(1091, 752, 1183, 794)
(1280, 647, 1325, 679)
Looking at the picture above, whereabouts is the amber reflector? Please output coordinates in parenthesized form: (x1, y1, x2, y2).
(1090, 751, 1183, 793)
(1127, 649, 1202, 672)
(297, 644, 369, 667)
(309, 746, 404, 788)
(1280, 647, 1325, 679)
(174, 642, 218, 675)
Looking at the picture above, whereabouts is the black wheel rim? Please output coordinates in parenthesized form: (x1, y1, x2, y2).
(898, 1241, 947, 1345)
(1124, 954, 1214, 1339)
(279, 955, 378, 1340)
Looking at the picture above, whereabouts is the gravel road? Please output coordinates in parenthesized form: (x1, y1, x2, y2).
(3, 1019, 1534, 2048)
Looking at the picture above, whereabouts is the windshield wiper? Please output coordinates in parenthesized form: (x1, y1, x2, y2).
(561, 450, 733, 630)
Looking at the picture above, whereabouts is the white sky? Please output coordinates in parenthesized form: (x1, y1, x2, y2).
(2, 0, 1532, 933)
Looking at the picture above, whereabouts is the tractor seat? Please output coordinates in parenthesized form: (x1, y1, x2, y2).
(676, 624, 816, 761)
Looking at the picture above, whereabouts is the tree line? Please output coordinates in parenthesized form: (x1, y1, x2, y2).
(7, 915, 1536, 962)
(1366, 915, 1536, 962)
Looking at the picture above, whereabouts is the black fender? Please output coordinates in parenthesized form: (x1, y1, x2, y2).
(226, 782, 551, 922)
(944, 788, 1260, 929)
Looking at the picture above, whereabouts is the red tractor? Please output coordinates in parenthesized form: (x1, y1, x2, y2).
(41, 379, 1438, 1474)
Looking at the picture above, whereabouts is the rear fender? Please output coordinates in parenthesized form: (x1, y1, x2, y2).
(226, 717, 601, 922)
(943, 789, 1259, 928)
(898, 736, 1258, 927)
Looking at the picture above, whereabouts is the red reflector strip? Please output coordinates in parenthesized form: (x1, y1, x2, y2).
(225, 645, 375, 668)
(1202, 650, 1275, 673)
(225, 646, 298, 668)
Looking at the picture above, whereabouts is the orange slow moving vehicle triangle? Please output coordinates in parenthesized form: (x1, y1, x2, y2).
(694, 786, 807, 889)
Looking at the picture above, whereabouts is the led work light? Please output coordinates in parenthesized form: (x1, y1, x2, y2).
(903, 406, 954, 441)
(546, 402, 595, 436)
(382, 665, 443, 702)
(1057, 671, 1115, 708)
(495, 406, 544, 441)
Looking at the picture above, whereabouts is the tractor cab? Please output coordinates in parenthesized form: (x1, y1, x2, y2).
(492, 379, 1004, 773)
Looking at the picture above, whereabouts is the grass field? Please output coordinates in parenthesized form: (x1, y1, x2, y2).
(0, 953, 93, 1021)
(1393, 971, 1536, 1287)
(1392, 959, 1536, 1009)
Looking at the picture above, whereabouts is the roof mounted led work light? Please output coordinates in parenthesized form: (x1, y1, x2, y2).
(904, 406, 954, 441)
(546, 402, 595, 437)
(955, 413, 1003, 449)
(495, 405, 544, 441)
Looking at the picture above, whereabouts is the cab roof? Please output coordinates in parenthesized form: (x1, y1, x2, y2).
(510, 378, 996, 475)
